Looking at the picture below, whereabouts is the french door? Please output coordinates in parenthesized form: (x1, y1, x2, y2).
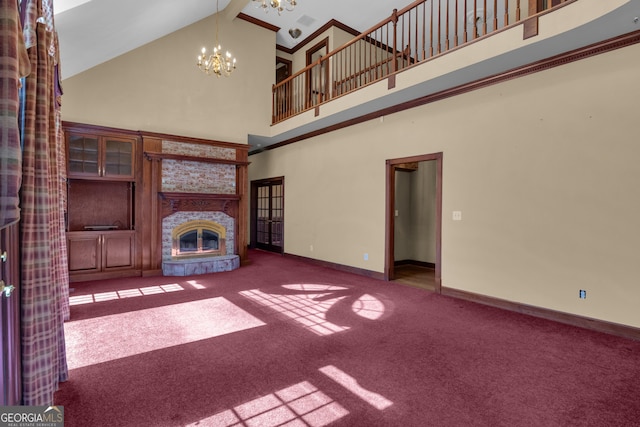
(251, 177, 284, 253)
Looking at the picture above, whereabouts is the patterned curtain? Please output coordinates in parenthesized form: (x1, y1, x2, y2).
(0, 0, 29, 228)
(19, 0, 69, 405)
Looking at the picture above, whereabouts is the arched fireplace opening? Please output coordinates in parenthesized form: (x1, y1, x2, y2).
(172, 220, 226, 259)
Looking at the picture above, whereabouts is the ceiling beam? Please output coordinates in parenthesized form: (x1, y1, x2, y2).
(223, 0, 250, 21)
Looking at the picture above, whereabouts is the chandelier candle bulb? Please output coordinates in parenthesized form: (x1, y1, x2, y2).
(253, 0, 297, 14)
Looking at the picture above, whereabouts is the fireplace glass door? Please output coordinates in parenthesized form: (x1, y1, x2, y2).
(253, 178, 284, 253)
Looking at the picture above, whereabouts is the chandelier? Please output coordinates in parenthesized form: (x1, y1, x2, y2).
(197, 0, 236, 77)
(253, 0, 297, 15)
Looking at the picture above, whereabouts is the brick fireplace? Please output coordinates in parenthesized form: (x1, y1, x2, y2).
(143, 137, 249, 277)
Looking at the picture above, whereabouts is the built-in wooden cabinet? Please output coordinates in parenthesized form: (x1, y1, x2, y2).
(67, 133, 136, 181)
(67, 230, 135, 278)
(64, 122, 141, 282)
(63, 122, 249, 282)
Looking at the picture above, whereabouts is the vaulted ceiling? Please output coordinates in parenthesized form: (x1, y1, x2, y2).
(53, 0, 417, 79)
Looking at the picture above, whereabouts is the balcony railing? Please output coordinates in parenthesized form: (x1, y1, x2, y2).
(272, 0, 572, 124)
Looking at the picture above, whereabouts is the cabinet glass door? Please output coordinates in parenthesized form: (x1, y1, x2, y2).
(104, 139, 134, 178)
(68, 135, 99, 175)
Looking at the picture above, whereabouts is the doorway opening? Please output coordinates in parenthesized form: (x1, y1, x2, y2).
(275, 57, 292, 119)
(251, 177, 285, 254)
(385, 153, 442, 292)
(305, 38, 328, 108)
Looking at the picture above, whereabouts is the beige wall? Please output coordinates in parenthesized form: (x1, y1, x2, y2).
(394, 170, 413, 261)
(249, 43, 640, 328)
(60, 13, 275, 143)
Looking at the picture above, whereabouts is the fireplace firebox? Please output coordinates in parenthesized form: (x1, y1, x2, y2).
(172, 220, 226, 259)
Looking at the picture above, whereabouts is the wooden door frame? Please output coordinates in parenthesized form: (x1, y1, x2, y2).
(305, 38, 329, 108)
(276, 56, 292, 83)
(250, 176, 285, 254)
(385, 153, 442, 291)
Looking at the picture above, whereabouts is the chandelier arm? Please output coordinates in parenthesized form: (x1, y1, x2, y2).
(196, 0, 237, 77)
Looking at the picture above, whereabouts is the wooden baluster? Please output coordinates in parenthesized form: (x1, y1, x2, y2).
(493, 0, 498, 31)
(430, 0, 434, 57)
(463, 0, 468, 43)
(483, 0, 487, 35)
(445, 0, 450, 51)
(350, 44, 354, 90)
(400, 11, 406, 70)
(271, 84, 275, 122)
(504, 0, 509, 26)
(516, 0, 521, 21)
(473, 0, 477, 39)
(340, 46, 347, 93)
(454, 0, 459, 47)
(437, 0, 441, 53)
(421, 2, 426, 60)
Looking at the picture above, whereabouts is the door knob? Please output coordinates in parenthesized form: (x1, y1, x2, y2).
(0, 251, 6, 262)
(0, 280, 15, 297)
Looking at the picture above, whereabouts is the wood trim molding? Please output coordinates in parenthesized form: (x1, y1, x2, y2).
(143, 151, 250, 166)
(62, 121, 140, 138)
(139, 131, 249, 152)
(261, 29, 640, 153)
(277, 19, 360, 55)
(284, 252, 385, 281)
(441, 287, 640, 342)
(237, 13, 280, 33)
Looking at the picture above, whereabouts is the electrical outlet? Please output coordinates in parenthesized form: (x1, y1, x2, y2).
(309, 245, 313, 252)
(364, 253, 369, 261)
(452, 211, 462, 221)
(579, 289, 587, 299)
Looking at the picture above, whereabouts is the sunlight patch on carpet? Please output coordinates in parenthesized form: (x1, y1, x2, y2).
(239, 284, 386, 336)
(188, 381, 348, 427)
(65, 297, 265, 369)
(320, 365, 393, 410)
(69, 283, 186, 306)
(186, 280, 206, 290)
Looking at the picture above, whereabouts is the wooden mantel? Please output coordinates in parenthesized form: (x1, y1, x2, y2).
(159, 192, 240, 219)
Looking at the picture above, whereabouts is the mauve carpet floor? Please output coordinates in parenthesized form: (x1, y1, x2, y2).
(55, 250, 640, 427)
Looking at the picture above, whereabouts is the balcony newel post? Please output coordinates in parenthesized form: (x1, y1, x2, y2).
(272, 83, 276, 123)
(391, 8, 398, 73)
